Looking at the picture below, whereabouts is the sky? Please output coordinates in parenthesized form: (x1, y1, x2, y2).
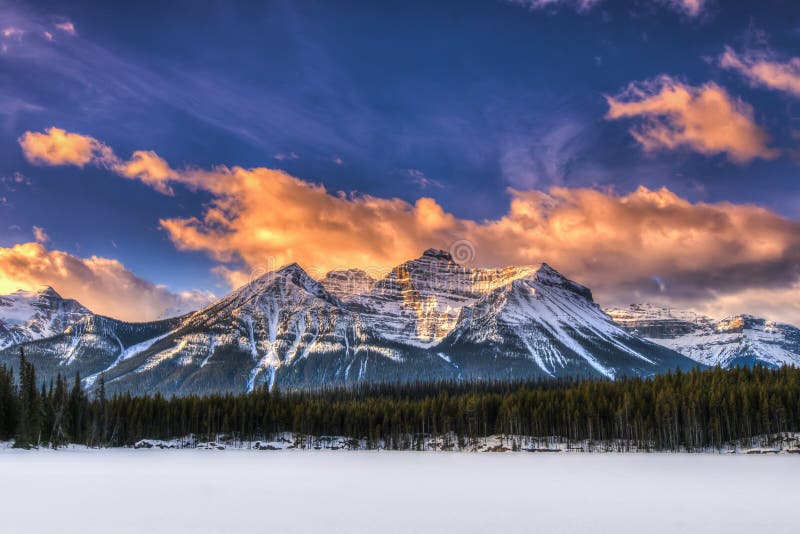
(1, 0, 800, 323)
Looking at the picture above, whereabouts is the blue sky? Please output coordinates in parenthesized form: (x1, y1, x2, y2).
(2, 0, 800, 322)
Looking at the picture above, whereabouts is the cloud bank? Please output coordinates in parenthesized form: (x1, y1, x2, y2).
(16, 126, 800, 324)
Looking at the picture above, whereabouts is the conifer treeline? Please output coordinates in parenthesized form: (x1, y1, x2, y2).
(1, 349, 799, 450)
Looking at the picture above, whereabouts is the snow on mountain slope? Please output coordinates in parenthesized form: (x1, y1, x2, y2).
(0, 310, 184, 388)
(95, 263, 428, 395)
(440, 265, 695, 379)
(0, 287, 91, 349)
(0, 252, 700, 396)
(606, 304, 800, 368)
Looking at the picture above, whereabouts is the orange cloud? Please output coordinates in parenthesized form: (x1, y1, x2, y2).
(18, 128, 800, 324)
(113, 150, 177, 195)
(469, 187, 800, 302)
(18, 127, 173, 193)
(606, 75, 778, 163)
(0, 242, 214, 321)
(720, 47, 800, 99)
(159, 166, 464, 279)
(18, 127, 112, 167)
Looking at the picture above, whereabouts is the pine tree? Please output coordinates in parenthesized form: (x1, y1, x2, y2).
(67, 371, 86, 444)
(13, 347, 43, 448)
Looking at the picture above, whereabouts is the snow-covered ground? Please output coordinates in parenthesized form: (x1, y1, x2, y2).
(1, 449, 797, 533)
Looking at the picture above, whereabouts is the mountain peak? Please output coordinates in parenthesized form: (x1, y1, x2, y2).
(532, 263, 593, 301)
(0, 285, 91, 350)
(534, 262, 560, 279)
(421, 248, 454, 261)
(277, 262, 305, 274)
(228, 261, 339, 308)
(4, 286, 61, 300)
(38, 286, 62, 299)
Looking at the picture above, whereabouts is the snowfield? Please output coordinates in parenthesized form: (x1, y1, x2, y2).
(1, 450, 797, 533)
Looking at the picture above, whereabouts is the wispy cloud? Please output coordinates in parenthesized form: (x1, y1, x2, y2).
(1, 172, 31, 192)
(54, 21, 76, 36)
(398, 169, 444, 190)
(659, 0, 707, 18)
(499, 117, 589, 189)
(605, 75, 778, 164)
(32, 226, 48, 243)
(0, 4, 377, 161)
(273, 152, 299, 161)
(507, 0, 602, 13)
(2, 27, 24, 39)
(720, 46, 800, 99)
(507, 0, 708, 17)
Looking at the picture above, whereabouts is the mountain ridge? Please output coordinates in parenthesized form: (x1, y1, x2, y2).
(3, 251, 795, 396)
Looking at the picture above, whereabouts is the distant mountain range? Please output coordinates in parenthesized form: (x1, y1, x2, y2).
(1, 249, 797, 396)
(606, 304, 800, 369)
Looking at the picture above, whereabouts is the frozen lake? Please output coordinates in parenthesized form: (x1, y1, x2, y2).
(1, 450, 797, 533)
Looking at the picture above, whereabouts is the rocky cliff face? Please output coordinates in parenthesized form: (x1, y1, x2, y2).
(342, 248, 538, 347)
(320, 269, 376, 299)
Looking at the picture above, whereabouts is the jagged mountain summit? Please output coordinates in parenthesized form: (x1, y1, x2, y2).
(0, 251, 701, 395)
(342, 248, 540, 347)
(0, 287, 91, 350)
(606, 304, 800, 368)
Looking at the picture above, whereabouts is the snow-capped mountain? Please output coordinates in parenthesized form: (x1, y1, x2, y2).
(343, 248, 539, 347)
(52, 261, 448, 395)
(606, 304, 800, 368)
(440, 265, 691, 379)
(0, 287, 90, 350)
(0, 252, 700, 395)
